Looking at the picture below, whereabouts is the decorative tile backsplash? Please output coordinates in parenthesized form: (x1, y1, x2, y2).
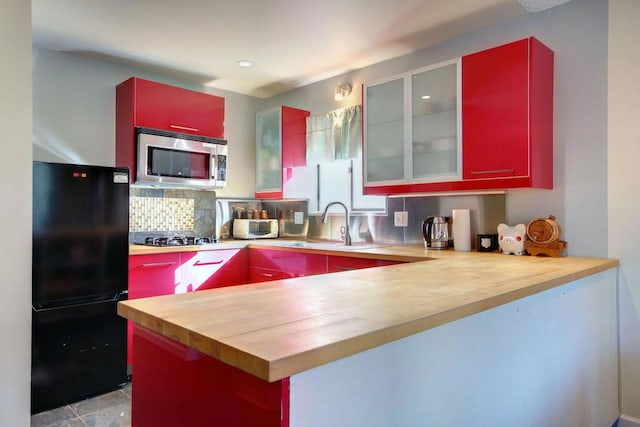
(130, 197, 194, 231)
(128, 187, 216, 243)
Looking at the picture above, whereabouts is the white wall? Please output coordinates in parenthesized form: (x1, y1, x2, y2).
(290, 270, 618, 427)
(32, 47, 261, 198)
(608, 0, 640, 420)
(0, 0, 32, 424)
(267, 0, 608, 258)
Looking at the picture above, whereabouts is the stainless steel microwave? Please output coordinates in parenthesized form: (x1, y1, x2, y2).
(135, 127, 227, 188)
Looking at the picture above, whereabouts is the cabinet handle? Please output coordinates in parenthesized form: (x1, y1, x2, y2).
(335, 266, 356, 271)
(470, 168, 514, 175)
(316, 164, 321, 212)
(138, 262, 177, 269)
(169, 124, 199, 132)
(259, 272, 275, 277)
(193, 259, 224, 267)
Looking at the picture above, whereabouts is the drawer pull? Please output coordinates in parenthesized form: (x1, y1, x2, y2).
(169, 124, 199, 132)
(193, 260, 224, 267)
(259, 272, 275, 277)
(335, 266, 356, 271)
(139, 262, 177, 269)
(470, 168, 514, 175)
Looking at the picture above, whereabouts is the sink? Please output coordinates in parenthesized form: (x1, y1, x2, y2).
(276, 241, 389, 251)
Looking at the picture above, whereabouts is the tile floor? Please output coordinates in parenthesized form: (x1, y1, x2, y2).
(30, 383, 131, 427)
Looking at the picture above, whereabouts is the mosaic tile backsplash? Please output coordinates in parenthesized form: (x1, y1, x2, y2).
(128, 187, 216, 243)
(130, 197, 194, 231)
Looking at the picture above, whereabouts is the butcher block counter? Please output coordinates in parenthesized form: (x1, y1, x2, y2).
(119, 244, 620, 427)
(120, 244, 616, 381)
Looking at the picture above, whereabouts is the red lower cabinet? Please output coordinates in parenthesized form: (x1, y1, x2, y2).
(127, 249, 249, 368)
(327, 256, 402, 273)
(127, 253, 182, 367)
(132, 326, 289, 427)
(249, 267, 290, 283)
(182, 249, 249, 291)
(129, 253, 182, 298)
(248, 249, 327, 282)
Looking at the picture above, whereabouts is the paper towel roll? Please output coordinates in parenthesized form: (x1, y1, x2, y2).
(452, 209, 471, 251)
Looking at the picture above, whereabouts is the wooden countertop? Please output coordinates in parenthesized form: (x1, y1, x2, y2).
(118, 244, 618, 382)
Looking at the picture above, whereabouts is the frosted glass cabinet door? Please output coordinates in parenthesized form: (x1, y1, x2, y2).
(256, 109, 282, 192)
(365, 78, 404, 183)
(411, 60, 460, 181)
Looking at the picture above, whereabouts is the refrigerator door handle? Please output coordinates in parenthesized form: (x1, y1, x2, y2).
(33, 292, 127, 312)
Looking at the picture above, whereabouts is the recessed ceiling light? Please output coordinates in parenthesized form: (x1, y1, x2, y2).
(421, 95, 431, 100)
(236, 60, 253, 68)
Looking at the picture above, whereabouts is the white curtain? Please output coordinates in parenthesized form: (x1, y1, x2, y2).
(306, 105, 362, 163)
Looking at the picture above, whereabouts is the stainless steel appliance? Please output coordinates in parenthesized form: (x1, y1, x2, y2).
(422, 216, 450, 249)
(31, 161, 130, 414)
(233, 219, 279, 239)
(136, 127, 227, 188)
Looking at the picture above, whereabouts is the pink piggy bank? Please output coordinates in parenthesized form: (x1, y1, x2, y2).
(497, 223, 527, 255)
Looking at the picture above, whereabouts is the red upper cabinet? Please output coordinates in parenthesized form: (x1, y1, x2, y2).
(116, 77, 225, 178)
(255, 106, 310, 199)
(462, 37, 554, 189)
(363, 37, 553, 195)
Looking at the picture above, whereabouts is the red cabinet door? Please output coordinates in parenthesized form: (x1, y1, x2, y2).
(281, 106, 309, 168)
(462, 37, 553, 189)
(127, 253, 182, 366)
(462, 38, 530, 180)
(248, 267, 290, 283)
(134, 78, 225, 138)
(249, 248, 289, 271)
(248, 248, 327, 281)
(129, 253, 182, 299)
(327, 256, 401, 273)
(182, 249, 249, 291)
(282, 251, 327, 277)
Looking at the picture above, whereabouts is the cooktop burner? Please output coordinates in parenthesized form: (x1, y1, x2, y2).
(138, 236, 216, 247)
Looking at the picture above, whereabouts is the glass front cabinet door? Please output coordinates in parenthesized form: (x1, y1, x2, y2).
(255, 108, 282, 194)
(364, 58, 461, 191)
(364, 77, 405, 183)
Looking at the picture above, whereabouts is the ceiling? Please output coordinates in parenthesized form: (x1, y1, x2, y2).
(31, 0, 570, 99)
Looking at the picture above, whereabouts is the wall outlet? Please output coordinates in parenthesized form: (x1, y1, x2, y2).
(293, 211, 304, 225)
(394, 211, 408, 227)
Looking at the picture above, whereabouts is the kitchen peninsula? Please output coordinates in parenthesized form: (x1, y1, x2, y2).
(118, 244, 619, 427)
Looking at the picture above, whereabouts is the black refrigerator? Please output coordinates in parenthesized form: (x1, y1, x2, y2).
(31, 161, 130, 414)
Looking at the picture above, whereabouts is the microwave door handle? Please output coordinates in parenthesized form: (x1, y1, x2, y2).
(211, 154, 217, 183)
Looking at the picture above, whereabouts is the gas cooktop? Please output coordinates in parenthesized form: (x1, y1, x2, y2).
(135, 236, 216, 247)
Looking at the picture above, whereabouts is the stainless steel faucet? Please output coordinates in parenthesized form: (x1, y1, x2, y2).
(321, 201, 352, 246)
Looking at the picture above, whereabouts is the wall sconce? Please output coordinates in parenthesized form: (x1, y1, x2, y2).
(334, 83, 352, 101)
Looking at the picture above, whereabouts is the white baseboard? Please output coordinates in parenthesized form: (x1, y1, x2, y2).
(618, 414, 640, 427)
